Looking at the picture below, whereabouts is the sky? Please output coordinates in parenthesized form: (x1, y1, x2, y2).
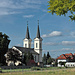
(0, 0, 75, 58)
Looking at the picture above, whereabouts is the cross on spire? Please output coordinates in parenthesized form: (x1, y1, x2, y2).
(38, 20, 39, 25)
(27, 21, 28, 26)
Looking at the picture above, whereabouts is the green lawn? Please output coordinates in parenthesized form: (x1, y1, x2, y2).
(0, 67, 75, 75)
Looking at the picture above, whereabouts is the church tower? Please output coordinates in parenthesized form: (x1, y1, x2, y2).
(23, 21, 32, 48)
(34, 20, 43, 62)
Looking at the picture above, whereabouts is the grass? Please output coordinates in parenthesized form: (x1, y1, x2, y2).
(0, 67, 75, 75)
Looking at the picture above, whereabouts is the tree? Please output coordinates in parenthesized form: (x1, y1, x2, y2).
(0, 32, 10, 65)
(5, 49, 22, 66)
(42, 52, 52, 65)
(42, 53, 47, 65)
(48, 0, 75, 21)
(47, 52, 50, 59)
(23, 51, 34, 65)
(47, 57, 52, 65)
(46, 52, 52, 65)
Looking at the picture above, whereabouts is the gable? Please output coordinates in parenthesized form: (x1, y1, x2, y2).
(57, 53, 74, 60)
(57, 54, 67, 59)
(13, 46, 39, 55)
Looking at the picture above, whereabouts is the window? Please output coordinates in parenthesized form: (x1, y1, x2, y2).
(36, 43, 38, 48)
(61, 55, 63, 57)
(25, 44, 27, 47)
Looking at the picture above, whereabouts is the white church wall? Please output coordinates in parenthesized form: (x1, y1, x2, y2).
(34, 38, 42, 53)
(34, 38, 42, 63)
(23, 39, 32, 48)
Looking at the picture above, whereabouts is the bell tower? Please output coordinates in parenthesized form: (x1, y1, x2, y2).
(34, 20, 43, 62)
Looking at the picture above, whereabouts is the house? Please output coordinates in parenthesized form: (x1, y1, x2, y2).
(5, 21, 43, 66)
(57, 53, 75, 67)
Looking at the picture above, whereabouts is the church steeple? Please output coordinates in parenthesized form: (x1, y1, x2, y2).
(25, 21, 30, 39)
(23, 21, 32, 48)
(34, 20, 43, 62)
(36, 20, 40, 38)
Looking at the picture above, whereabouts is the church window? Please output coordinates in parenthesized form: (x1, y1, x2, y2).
(36, 43, 38, 48)
(25, 44, 27, 47)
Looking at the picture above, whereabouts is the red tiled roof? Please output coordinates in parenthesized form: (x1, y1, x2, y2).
(57, 53, 74, 60)
(57, 54, 67, 59)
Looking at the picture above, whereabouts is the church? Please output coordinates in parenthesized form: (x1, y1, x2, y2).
(6, 21, 43, 66)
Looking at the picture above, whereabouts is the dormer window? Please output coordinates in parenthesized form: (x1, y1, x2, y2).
(61, 55, 63, 57)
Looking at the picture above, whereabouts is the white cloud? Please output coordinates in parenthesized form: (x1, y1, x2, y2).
(42, 31, 62, 38)
(61, 48, 75, 51)
(41, 34, 47, 38)
(0, 11, 21, 15)
(43, 42, 59, 46)
(0, 0, 41, 9)
(43, 48, 75, 52)
(0, 0, 42, 16)
(23, 15, 34, 18)
(62, 41, 75, 46)
(49, 31, 62, 37)
(43, 41, 75, 46)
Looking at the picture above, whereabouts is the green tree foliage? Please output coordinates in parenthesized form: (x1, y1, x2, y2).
(42, 53, 47, 65)
(0, 32, 10, 65)
(23, 51, 34, 65)
(48, 0, 75, 21)
(47, 57, 52, 64)
(47, 52, 52, 64)
(47, 52, 51, 59)
(6, 49, 22, 65)
(43, 52, 52, 65)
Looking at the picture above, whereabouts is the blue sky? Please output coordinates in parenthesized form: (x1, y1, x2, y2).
(0, 0, 75, 58)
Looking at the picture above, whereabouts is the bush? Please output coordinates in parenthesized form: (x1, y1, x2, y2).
(0, 67, 2, 73)
(31, 67, 41, 71)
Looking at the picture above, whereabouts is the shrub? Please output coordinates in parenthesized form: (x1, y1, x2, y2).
(0, 67, 2, 73)
(31, 67, 41, 71)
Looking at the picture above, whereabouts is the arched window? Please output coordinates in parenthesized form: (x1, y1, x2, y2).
(25, 44, 27, 47)
(36, 43, 38, 48)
